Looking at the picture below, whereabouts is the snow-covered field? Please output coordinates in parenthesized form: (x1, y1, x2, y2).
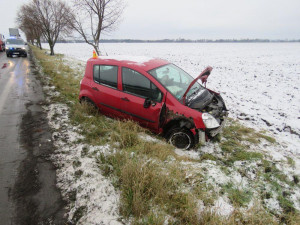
(43, 42, 300, 156)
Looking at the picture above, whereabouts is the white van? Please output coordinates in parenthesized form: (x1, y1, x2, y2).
(5, 37, 27, 57)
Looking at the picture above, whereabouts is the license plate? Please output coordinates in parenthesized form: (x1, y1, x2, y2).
(14, 52, 19, 54)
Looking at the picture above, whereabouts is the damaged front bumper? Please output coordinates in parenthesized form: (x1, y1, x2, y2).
(209, 114, 228, 137)
(198, 111, 228, 143)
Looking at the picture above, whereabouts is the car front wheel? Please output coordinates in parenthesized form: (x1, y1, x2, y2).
(166, 127, 195, 150)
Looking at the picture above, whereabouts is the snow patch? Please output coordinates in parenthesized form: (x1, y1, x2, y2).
(211, 197, 234, 216)
(174, 148, 200, 160)
(99, 55, 155, 64)
(41, 82, 122, 224)
(264, 198, 282, 213)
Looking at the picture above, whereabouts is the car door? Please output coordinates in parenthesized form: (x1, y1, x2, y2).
(91, 64, 122, 117)
(119, 67, 165, 132)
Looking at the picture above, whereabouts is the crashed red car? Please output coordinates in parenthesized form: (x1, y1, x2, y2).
(79, 55, 228, 149)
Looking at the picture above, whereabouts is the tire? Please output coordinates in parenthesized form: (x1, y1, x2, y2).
(166, 126, 195, 149)
(6, 54, 10, 58)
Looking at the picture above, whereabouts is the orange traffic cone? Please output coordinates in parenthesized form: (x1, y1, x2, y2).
(93, 50, 98, 59)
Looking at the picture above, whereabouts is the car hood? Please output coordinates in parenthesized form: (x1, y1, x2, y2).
(182, 66, 213, 105)
(6, 44, 26, 49)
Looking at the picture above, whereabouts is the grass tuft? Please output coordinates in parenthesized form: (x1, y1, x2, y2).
(222, 183, 252, 207)
(110, 120, 142, 149)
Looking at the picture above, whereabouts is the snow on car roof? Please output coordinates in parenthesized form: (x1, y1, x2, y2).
(99, 55, 154, 63)
(91, 55, 169, 71)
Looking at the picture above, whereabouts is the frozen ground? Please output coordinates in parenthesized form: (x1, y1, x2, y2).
(43, 42, 300, 157)
(35, 44, 300, 222)
(32, 56, 123, 224)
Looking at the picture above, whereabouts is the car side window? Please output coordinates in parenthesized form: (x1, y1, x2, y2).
(93, 65, 118, 89)
(122, 68, 163, 102)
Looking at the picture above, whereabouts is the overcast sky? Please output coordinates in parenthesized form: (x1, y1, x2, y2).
(1, 0, 300, 40)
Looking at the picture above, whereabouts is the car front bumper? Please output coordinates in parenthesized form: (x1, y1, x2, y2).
(6, 49, 27, 56)
(209, 115, 228, 137)
(205, 111, 229, 137)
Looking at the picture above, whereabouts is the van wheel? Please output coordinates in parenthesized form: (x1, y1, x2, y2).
(166, 127, 195, 150)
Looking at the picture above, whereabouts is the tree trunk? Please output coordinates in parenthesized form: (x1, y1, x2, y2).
(38, 38, 42, 50)
(94, 46, 101, 56)
(50, 45, 54, 55)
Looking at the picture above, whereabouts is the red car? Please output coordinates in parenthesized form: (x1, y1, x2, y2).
(79, 55, 228, 149)
(0, 34, 5, 52)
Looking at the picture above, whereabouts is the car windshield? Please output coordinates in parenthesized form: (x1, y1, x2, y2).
(148, 64, 204, 101)
(6, 39, 24, 45)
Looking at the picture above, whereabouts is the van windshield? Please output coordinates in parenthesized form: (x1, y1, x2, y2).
(148, 64, 203, 100)
(6, 39, 24, 45)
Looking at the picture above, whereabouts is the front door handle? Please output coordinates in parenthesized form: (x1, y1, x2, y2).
(92, 87, 99, 91)
(121, 97, 130, 102)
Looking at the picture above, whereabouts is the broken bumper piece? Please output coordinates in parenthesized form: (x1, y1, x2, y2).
(209, 112, 228, 137)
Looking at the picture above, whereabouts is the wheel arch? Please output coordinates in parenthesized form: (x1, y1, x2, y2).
(79, 89, 96, 104)
(80, 95, 95, 103)
(162, 117, 195, 137)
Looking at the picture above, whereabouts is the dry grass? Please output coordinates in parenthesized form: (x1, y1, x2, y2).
(98, 152, 199, 224)
(110, 120, 143, 149)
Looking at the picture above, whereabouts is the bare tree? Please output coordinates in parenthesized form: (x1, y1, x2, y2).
(17, 4, 43, 49)
(32, 0, 74, 55)
(70, 0, 125, 55)
(17, 0, 74, 55)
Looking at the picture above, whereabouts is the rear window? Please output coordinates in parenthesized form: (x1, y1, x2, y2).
(93, 65, 118, 88)
(122, 68, 162, 102)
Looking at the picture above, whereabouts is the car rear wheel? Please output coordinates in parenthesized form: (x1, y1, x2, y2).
(80, 97, 97, 110)
(166, 127, 195, 150)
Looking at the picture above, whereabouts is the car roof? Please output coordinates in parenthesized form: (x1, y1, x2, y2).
(88, 55, 170, 71)
(7, 37, 23, 40)
(6, 37, 24, 42)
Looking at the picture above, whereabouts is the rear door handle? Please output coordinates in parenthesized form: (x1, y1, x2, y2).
(121, 97, 130, 102)
(92, 87, 99, 91)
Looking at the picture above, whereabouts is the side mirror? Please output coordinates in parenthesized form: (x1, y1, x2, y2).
(143, 98, 151, 108)
(25, 42, 28, 45)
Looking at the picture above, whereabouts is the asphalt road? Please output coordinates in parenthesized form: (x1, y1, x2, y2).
(0, 51, 66, 225)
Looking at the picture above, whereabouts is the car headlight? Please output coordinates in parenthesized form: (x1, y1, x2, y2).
(22, 47, 26, 50)
(202, 113, 220, 129)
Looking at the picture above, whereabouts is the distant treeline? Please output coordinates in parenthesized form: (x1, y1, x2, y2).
(54, 38, 300, 43)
